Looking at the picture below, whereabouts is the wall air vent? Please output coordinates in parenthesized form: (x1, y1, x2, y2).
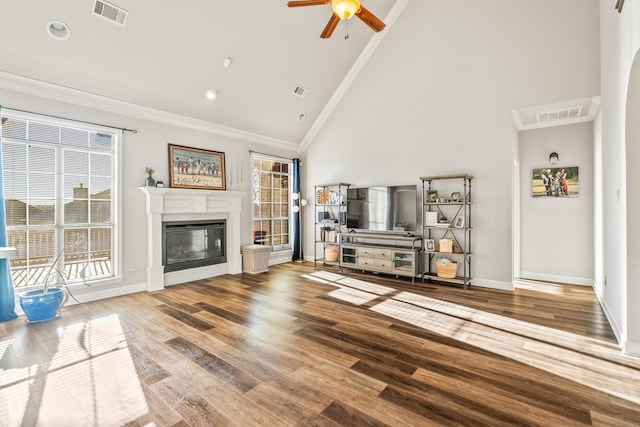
(93, 0, 128, 26)
(292, 85, 309, 98)
(536, 106, 582, 123)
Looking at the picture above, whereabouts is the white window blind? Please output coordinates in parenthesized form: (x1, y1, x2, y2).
(1, 111, 119, 288)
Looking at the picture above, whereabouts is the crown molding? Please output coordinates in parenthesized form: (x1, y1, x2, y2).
(0, 70, 299, 151)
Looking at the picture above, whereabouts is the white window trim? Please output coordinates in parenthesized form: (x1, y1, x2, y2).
(2, 108, 123, 287)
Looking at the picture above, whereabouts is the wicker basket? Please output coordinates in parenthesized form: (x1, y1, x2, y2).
(436, 261, 458, 279)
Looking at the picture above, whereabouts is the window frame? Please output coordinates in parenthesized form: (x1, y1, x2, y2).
(1, 109, 123, 289)
(250, 153, 292, 252)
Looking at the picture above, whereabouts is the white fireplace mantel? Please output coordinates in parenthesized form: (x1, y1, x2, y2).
(139, 187, 247, 291)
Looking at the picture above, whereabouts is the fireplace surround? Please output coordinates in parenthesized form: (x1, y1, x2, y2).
(139, 187, 245, 291)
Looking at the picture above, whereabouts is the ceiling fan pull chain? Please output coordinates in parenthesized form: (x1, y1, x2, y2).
(344, 20, 350, 40)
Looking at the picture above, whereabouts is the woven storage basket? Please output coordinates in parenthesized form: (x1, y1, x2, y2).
(436, 261, 458, 279)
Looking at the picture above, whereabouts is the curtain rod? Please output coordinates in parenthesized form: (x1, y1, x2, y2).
(249, 150, 296, 162)
(1, 106, 138, 134)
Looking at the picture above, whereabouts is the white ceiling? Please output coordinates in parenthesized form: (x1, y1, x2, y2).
(0, 0, 402, 146)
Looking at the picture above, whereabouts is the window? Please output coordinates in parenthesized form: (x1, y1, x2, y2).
(251, 154, 291, 251)
(1, 111, 120, 289)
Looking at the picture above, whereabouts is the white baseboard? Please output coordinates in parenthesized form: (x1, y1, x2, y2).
(625, 340, 640, 357)
(472, 278, 514, 291)
(594, 289, 625, 348)
(519, 271, 594, 286)
(64, 281, 147, 306)
(269, 250, 293, 266)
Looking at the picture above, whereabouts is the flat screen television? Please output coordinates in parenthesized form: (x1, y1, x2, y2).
(346, 185, 420, 234)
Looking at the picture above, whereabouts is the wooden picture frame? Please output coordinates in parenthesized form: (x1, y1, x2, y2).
(454, 217, 465, 229)
(168, 144, 226, 190)
(425, 239, 435, 252)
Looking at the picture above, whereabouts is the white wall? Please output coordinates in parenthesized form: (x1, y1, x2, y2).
(518, 123, 594, 285)
(302, 0, 600, 289)
(0, 86, 298, 300)
(599, 0, 640, 355)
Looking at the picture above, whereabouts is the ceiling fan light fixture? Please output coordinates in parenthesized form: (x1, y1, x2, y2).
(331, 0, 360, 20)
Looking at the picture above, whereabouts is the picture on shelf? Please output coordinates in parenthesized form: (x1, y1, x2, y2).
(454, 217, 465, 228)
(532, 166, 579, 198)
(427, 190, 438, 202)
(425, 239, 435, 252)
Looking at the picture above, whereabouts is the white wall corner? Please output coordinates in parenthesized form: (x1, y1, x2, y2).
(595, 289, 625, 348)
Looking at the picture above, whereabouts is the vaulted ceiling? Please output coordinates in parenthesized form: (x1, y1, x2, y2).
(0, 0, 405, 146)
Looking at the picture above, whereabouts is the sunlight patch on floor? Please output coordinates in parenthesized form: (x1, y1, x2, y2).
(371, 295, 640, 405)
(0, 314, 149, 426)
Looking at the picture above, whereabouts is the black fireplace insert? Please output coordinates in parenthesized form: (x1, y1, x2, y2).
(162, 220, 226, 272)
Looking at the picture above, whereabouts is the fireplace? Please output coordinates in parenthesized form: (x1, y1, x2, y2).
(139, 187, 244, 291)
(162, 220, 226, 272)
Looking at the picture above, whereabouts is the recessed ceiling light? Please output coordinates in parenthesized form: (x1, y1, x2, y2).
(205, 89, 218, 100)
(47, 20, 71, 40)
(297, 113, 306, 122)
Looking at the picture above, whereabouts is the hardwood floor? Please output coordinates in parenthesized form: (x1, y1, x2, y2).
(1, 263, 639, 426)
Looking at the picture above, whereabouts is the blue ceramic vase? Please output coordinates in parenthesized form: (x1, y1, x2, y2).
(19, 288, 65, 322)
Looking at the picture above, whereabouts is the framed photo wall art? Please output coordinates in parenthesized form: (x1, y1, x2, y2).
(168, 144, 226, 190)
(532, 166, 579, 198)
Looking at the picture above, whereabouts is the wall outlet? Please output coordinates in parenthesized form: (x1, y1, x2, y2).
(128, 266, 137, 273)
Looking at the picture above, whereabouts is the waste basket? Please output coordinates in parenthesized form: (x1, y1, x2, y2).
(242, 245, 271, 274)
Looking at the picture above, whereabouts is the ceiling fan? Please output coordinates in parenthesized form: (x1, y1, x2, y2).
(287, 0, 386, 39)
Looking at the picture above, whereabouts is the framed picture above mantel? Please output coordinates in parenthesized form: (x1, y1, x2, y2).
(168, 144, 226, 190)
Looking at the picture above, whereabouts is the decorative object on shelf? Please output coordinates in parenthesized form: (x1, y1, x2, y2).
(532, 166, 579, 198)
(454, 217, 465, 228)
(168, 144, 226, 190)
(438, 197, 447, 203)
(145, 166, 156, 187)
(425, 211, 438, 226)
(425, 239, 435, 252)
(156, 181, 164, 188)
(451, 191, 461, 201)
(439, 238, 453, 253)
(316, 189, 329, 204)
(427, 190, 438, 202)
(435, 258, 458, 279)
(325, 244, 339, 262)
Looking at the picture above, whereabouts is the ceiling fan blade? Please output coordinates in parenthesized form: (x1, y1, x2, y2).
(287, 0, 330, 7)
(355, 5, 386, 32)
(320, 13, 340, 38)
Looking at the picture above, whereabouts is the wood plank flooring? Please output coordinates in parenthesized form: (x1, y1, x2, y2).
(1, 263, 639, 426)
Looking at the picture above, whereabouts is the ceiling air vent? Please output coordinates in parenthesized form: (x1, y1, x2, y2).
(536, 106, 582, 123)
(94, 0, 128, 26)
(292, 85, 309, 98)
